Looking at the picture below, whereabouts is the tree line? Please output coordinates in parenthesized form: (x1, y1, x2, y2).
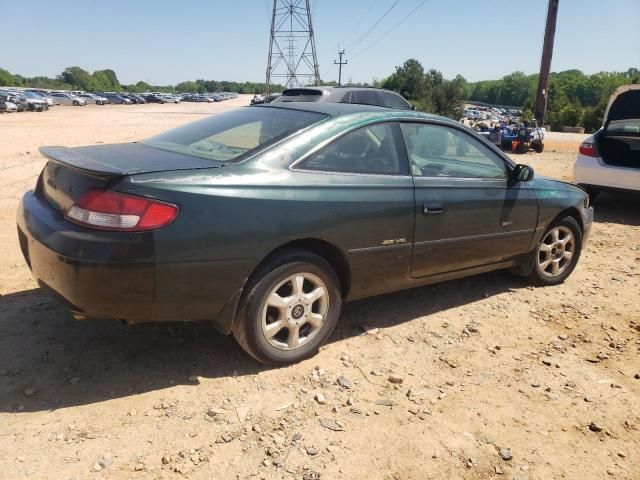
(0, 66, 283, 96)
(2, 63, 638, 132)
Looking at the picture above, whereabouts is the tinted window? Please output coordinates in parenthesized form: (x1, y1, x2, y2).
(381, 92, 411, 110)
(351, 90, 382, 107)
(144, 107, 327, 162)
(401, 123, 506, 179)
(302, 123, 404, 175)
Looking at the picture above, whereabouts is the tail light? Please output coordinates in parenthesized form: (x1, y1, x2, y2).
(579, 141, 597, 157)
(66, 190, 178, 231)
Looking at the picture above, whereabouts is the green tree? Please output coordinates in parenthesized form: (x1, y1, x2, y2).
(59, 66, 92, 90)
(0, 68, 22, 86)
(175, 81, 198, 93)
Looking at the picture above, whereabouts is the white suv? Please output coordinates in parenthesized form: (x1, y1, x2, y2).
(573, 85, 640, 201)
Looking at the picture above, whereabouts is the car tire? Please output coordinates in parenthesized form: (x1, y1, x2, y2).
(527, 216, 582, 286)
(232, 249, 342, 365)
(73, 100, 79, 106)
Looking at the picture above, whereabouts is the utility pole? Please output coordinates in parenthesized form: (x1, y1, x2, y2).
(334, 49, 347, 86)
(265, 0, 320, 97)
(534, 0, 559, 127)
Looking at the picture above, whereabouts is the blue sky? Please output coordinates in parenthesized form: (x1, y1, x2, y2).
(1, 0, 638, 85)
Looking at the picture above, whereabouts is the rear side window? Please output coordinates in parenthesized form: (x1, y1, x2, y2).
(381, 91, 411, 110)
(144, 107, 327, 163)
(351, 90, 382, 107)
(301, 123, 405, 175)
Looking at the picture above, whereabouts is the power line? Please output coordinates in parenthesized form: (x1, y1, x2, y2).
(337, 0, 379, 48)
(351, 0, 428, 60)
(345, 0, 400, 53)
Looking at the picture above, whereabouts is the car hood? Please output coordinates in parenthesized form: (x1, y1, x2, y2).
(530, 175, 585, 195)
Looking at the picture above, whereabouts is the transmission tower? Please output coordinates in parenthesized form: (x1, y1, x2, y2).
(265, 0, 320, 96)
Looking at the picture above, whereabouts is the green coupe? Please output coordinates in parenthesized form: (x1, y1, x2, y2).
(17, 103, 593, 364)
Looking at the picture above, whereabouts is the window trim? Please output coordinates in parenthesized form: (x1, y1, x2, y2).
(398, 119, 514, 180)
(292, 121, 411, 177)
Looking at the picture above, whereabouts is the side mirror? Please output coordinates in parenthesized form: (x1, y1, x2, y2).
(512, 164, 534, 182)
(411, 105, 416, 111)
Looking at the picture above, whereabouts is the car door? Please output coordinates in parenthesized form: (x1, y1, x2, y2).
(400, 121, 538, 278)
(296, 121, 415, 299)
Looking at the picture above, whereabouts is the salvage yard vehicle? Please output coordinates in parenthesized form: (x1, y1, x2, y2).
(48, 92, 87, 106)
(17, 103, 593, 365)
(272, 86, 413, 110)
(142, 93, 166, 103)
(573, 84, 640, 201)
(0, 92, 28, 111)
(78, 93, 109, 105)
(0, 99, 18, 113)
(26, 90, 57, 106)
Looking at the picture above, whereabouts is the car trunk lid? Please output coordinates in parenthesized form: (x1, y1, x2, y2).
(598, 85, 640, 169)
(38, 143, 222, 214)
(603, 84, 640, 128)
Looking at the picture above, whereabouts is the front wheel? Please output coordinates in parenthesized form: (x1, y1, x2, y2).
(73, 100, 79, 106)
(233, 249, 342, 365)
(528, 216, 582, 286)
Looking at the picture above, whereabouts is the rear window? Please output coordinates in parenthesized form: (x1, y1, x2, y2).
(143, 107, 327, 162)
(606, 119, 640, 136)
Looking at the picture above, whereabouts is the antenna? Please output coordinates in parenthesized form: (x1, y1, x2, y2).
(266, 0, 321, 96)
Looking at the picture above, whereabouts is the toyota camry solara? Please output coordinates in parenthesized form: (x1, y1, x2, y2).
(17, 103, 593, 365)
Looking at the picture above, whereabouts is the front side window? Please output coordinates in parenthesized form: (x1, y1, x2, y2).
(401, 123, 507, 179)
(144, 107, 327, 163)
(301, 123, 404, 175)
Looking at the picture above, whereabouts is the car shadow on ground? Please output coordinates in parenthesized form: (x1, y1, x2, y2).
(0, 269, 526, 413)
(593, 190, 640, 226)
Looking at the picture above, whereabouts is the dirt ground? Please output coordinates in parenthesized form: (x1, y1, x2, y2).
(0, 99, 638, 480)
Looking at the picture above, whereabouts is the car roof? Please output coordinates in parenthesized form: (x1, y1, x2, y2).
(255, 101, 456, 125)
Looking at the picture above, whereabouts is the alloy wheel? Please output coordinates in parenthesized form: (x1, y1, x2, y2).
(537, 226, 575, 277)
(261, 273, 329, 350)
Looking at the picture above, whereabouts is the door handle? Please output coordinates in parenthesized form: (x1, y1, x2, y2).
(423, 203, 445, 215)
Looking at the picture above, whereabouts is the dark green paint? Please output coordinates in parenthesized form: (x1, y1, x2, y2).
(18, 105, 593, 333)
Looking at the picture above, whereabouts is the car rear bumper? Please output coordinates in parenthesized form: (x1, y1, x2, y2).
(573, 153, 640, 191)
(17, 191, 156, 321)
(16, 190, 244, 329)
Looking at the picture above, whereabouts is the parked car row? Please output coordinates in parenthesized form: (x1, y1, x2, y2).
(0, 89, 58, 112)
(180, 92, 239, 103)
(465, 107, 522, 125)
(0, 88, 239, 113)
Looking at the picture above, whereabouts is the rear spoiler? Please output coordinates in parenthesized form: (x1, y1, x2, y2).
(39, 146, 127, 177)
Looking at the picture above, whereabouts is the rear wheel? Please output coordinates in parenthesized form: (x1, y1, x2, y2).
(232, 249, 342, 365)
(532, 141, 544, 153)
(528, 216, 582, 286)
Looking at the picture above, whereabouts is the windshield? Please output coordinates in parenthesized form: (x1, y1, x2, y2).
(144, 107, 327, 162)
